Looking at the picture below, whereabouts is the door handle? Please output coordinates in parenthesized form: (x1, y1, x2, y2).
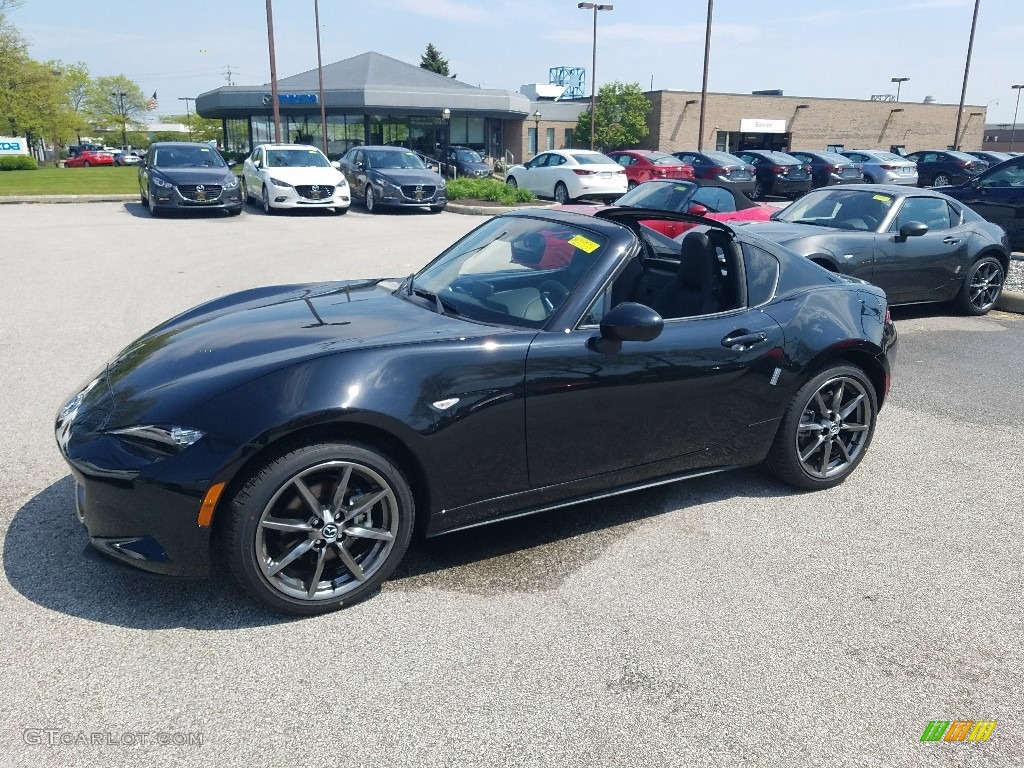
(722, 331, 767, 349)
(942, 237, 961, 245)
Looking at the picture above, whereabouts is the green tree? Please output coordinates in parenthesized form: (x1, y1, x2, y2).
(85, 75, 148, 146)
(574, 81, 652, 151)
(165, 112, 222, 143)
(54, 61, 91, 143)
(419, 43, 456, 79)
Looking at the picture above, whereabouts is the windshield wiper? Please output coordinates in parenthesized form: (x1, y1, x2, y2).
(412, 286, 459, 316)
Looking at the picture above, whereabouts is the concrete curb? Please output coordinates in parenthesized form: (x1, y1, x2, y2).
(0, 194, 136, 204)
(445, 201, 557, 215)
(996, 290, 1024, 314)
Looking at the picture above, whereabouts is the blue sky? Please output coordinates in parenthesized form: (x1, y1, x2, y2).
(9, 0, 1024, 124)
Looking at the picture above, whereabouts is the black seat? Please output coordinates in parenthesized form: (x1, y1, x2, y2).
(653, 231, 718, 318)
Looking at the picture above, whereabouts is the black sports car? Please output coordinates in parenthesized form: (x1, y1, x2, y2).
(739, 185, 1010, 315)
(938, 154, 1024, 251)
(55, 207, 896, 615)
(338, 145, 447, 213)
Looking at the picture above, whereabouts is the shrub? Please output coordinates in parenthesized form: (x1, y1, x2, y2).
(0, 155, 39, 171)
(446, 177, 534, 205)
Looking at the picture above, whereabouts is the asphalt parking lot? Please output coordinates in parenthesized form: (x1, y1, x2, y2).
(1, 202, 1021, 767)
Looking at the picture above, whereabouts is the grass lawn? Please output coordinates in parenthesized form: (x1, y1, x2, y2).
(0, 166, 140, 196)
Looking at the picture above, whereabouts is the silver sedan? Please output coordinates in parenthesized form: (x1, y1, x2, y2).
(840, 149, 918, 186)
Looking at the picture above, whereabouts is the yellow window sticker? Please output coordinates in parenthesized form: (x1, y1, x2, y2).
(872, 194, 892, 204)
(567, 234, 600, 253)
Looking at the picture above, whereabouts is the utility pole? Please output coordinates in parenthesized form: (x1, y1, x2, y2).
(265, 0, 282, 143)
(178, 97, 195, 140)
(952, 0, 981, 150)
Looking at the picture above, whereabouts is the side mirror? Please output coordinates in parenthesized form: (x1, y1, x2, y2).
(227, 159, 237, 167)
(687, 203, 709, 216)
(896, 221, 928, 241)
(331, 160, 341, 169)
(589, 302, 664, 353)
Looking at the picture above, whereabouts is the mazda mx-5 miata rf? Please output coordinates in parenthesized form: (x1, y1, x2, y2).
(55, 207, 897, 615)
(739, 185, 1010, 315)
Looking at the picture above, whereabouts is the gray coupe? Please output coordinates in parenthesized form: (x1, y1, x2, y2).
(738, 185, 1010, 315)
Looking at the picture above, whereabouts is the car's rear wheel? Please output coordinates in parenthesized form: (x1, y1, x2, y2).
(553, 182, 570, 204)
(765, 365, 877, 491)
(932, 173, 951, 187)
(365, 186, 378, 213)
(862, 174, 875, 184)
(225, 441, 414, 615)
(627, 180, 638, 191)
(750, 179, 766, 200)
(506, 176, 518, 189)
(956, 256, 1004, 315)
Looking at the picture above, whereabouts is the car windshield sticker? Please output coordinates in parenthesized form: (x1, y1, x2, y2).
(567, 234, 600, 253)
(873, 194, 892, 204)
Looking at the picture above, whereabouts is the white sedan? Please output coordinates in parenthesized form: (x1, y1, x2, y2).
(242, 144, 351, 214)
(505, 149, 627, 204)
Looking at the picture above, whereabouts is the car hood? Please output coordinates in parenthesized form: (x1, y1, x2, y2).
(370, 168, 444, 186)
(99, 280, 482, 420)
(259, 166, 346, 186)
(150, 167, 235, 185)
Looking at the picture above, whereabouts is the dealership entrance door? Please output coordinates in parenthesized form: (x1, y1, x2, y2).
(736, 132, 792, 152)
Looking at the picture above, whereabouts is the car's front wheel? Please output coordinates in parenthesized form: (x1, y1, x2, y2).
(506, 176, 518, 189)
(261, 185, 275, 215)
(225, 441, 415, 615)
(765, 365, 877, 491)
(957, 256, 1004, 315)
(365, 185, 379, 213)
(148, 190, 161, 218)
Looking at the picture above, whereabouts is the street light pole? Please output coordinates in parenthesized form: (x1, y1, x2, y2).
(578, 3, 613, 151)
(314, 0, 329, 155)
(178, 97, 195, 140)
(952, 0, 981, 150)
(1011, 85, 1024, 152)
(698, 0, 713, 150)
(891, 76, 909, 102)
(265, 0, 282, 143)
(533, 110, 542, 156)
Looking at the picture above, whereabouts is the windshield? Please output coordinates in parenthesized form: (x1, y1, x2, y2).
(151, 146, 226, 169)
(647, 152, 685, 166)
(867, 151, 908, 162)
(410, 216, 610, 328)
(616, 181, 696, 211)
(367, 150, 426, 170)
(455, 149, 483, 163)
(703, 150, 746, 165)
(776, 188, 895, 231)
(948, 151, 981, 163)
(265, 148, 331, 168)
(811, 152, 852, 164)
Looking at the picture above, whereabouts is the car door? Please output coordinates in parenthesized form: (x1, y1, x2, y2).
(519, 153, 550, 195)
(340, 149, 366, 199)
(523, 280, 785, 488)
(872, 195, 969, 302)
(243, 147, 262, 197)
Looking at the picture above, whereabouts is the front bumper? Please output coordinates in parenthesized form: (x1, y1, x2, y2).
(267, 183, 351, 210)
(375, 184, 447, 208)
(150, 183, 243, 212)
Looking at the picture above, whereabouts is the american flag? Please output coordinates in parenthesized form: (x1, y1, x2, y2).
(147, 91, 158, 111)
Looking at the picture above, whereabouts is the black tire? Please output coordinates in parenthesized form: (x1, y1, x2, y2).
(765, 364, 877, 491)
(932, 173, 951, 187)
(365, 185, 378, 213)
(227, 207, 242, 217)
(956, 256, 1004, 316)
(863, 174, 875, 184)
(240, 176, 249, 204)
(506, 176, 518, 189)
(261, 185, 274, 215)
(148, 192, 162, 218)
(627, 180, 638, 191)
(333, 206, 348, 215)
(225, 441, 415, 615)
(139, 186, 147, 205)
(750, 179, 766, 200)
(429, 204, 445, 213)
(553, 181, 570, 204)
(83, 161, 91, 167)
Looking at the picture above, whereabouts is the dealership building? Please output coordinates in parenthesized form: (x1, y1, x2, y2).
(196, 51, 986, 162)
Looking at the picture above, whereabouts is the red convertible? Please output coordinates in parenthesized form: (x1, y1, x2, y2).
(65, 150, 115, 168)
(560, 179, 774, 238)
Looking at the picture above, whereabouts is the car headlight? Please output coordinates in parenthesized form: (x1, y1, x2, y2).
(224, 176, 239, 190)
(268, 177, 292, 188)
(107, 425, 206, 458)
(152, 176, 172, 188)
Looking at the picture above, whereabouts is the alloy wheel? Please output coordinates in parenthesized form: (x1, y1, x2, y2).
(966, 259, 1004, 313)
(794, 375, 872, 481)
(254, 460, 400, 602)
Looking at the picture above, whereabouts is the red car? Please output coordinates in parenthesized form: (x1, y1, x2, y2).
(560, 179, 774, 238)
(606, 150, 695, 190)
(65, 150, 115, 168)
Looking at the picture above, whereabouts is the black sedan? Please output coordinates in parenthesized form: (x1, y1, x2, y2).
(938, 154, 1024, 251)
(338, 145, 447, 213)
(738, 185, 1010, 314)
(671, 150, 756, 193)
(733, 149, 813, 200)
(55, 207, 896, 615)
(139, 142, 242, 217)
(903, 150, 987, 187)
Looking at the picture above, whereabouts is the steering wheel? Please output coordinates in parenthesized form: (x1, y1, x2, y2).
(538, 280, 570, 312)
